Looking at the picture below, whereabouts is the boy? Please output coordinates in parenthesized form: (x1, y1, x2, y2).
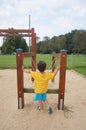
(24, 61, 60, 114)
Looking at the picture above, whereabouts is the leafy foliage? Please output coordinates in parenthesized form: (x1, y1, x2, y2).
(37, 29, 86, 54)
(1, 29, 86, 54)
(1, 36, 28, 54)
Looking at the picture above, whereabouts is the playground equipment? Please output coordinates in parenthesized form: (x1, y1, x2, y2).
(52, 50, 67, 109)
(0, 27, 67, 110)
(16, 47, 67, 110)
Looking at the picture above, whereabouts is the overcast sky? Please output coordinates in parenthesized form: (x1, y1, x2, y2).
(0, 0, 86, 46)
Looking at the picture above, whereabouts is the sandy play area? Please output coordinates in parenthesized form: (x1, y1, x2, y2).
(0, 69, 86, 130)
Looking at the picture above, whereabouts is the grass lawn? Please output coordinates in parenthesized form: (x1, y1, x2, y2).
(67, 55, 86, 76)
(0, 54, 86, 76)
(0, 55, 16, 69)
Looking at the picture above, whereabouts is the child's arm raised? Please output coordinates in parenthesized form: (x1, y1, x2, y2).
(24, 70, 31, 74)
(22, 66, 31, 74)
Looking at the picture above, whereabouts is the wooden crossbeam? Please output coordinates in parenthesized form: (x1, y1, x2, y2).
(24, 52, 35, 57)
(52, 53, 61, 58)
(0, 28, 35, 37)
(24, 88, 59, 94)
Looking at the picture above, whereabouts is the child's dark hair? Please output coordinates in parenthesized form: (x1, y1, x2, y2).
(37, 61, 46, 72)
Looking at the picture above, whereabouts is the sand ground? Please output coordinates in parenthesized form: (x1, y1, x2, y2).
(0, 69, 86, 130)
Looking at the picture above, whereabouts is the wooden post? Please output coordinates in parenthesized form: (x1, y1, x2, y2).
(52, 56, 55, 72)
(31, 28, 36, 71)
(16, 49, 24, 109)
(52, 56, 55, 82)
(58, 50, 67, 110)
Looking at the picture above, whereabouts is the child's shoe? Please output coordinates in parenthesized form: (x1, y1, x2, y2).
(37, 106, 44, 112)
(48, 107, 53, 114)
(37, 106, 41, 111)
(40, 109, 44, 112)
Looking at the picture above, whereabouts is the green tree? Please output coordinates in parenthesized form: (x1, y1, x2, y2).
(56, 35, 67, 51)
(36, 29, 86, 54)
(40, 36, 51, 54)
(51, 36, 59, 53)
(73, 30, 86, 53)
(65, 30, 76, 53)
(2, 36, 28, 54)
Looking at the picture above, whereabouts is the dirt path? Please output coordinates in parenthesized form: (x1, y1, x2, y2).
(0, 69, 86, 130)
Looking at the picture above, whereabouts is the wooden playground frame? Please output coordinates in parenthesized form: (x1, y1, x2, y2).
(0, 28, 67, 110)
(16, 47, 67, 110)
